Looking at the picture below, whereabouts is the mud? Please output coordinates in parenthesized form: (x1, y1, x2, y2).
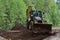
(0, 24, 60, 40)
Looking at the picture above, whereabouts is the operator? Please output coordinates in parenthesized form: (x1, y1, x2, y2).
(32, 11, 43, 23)
(34, 11, 43, 23)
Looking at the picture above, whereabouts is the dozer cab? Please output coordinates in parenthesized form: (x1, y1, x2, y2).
(26, 6, 52, 34)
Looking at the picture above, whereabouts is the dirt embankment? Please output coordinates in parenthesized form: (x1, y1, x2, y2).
(0, 23, 49, 40)
(0, 23, 60, 40)
(11, 23, 26, 30)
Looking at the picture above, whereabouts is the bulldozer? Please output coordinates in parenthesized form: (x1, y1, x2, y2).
(26, 6, 52, 34)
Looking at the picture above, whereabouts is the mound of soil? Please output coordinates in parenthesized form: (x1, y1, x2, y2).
(0, 23, 57, 40)
(1, 31, 48, 40)
(11, 23, 26, 30)
(0, 23, 48, 40)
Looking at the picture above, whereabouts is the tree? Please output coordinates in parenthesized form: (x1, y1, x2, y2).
(0, 0, 27, 29)
(44, 0, 59, 26)
(35, 0, 44, 11)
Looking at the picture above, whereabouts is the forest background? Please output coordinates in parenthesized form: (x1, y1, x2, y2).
(0, 0, 60, 30)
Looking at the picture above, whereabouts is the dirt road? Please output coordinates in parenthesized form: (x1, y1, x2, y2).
(43, 33, 60, 40)
(0, 24, 60, 40)
(0, 36, 7, 40)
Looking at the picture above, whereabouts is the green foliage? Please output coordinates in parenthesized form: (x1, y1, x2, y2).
(56, 1, 60, 26)
(56, 2, 60, 9)
(35, 0, 44, 11)
(0, 0, 27, 29)
(0, 0, 59, 29)
(44, 0, 59, 26)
